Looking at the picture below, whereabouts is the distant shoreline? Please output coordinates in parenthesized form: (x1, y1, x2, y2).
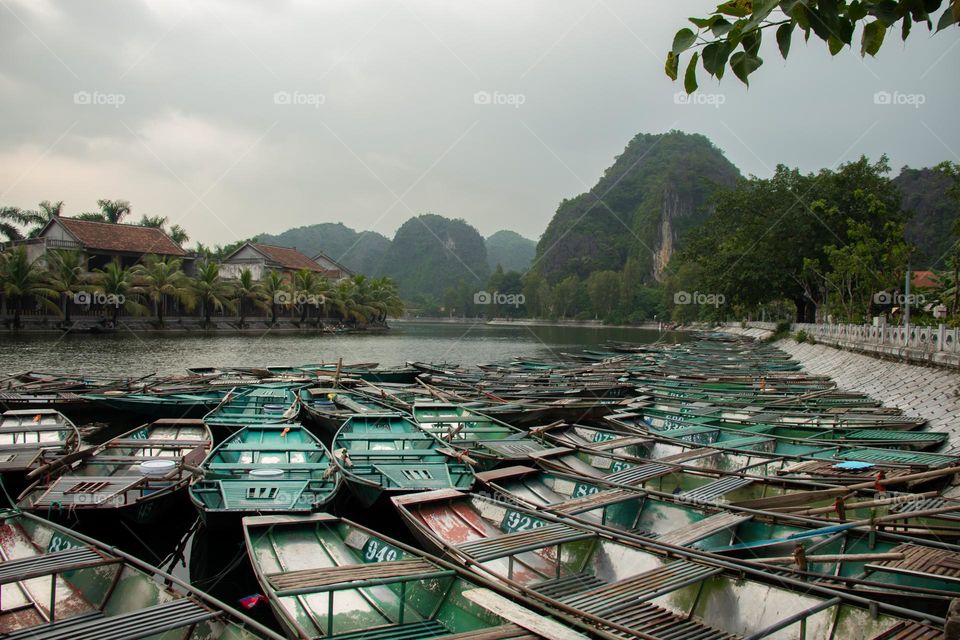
(393, 317, 688, 331)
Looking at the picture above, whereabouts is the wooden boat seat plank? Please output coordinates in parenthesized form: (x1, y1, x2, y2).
(3, 598, 216, 640)
(560, 560, 722, 612)
(266, 558, 440, 592)
(32, 476, 146, 507)
(550, 489, 638, 514)
(0, 547, 116, 584)
(604, 463, 674, 485)
(107, 439, 205, 448)
(433, 623, 537, 640)
(680, 477, 754, 503)
(456, 523, 594, 562)
(657, 513, 752, 547)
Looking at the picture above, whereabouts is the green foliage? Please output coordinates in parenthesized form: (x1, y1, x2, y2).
(897, 167, 960, 268)
(670, 1, 958, 90)
(382, 214, 490, 300)
(190, 261, 236, 325)
(533, 131, 739, 285)
(485, 230, 536, 272)
(794, 329, 816, 343)
(670, 155, 906, 323)
(132, 256, 194, 324)
(0, 247, 59, 327)
(258, 222, 389, 275)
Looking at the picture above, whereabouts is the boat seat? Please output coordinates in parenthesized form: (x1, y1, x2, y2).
(0, 547, 117, 584)
(715, 436, 774, 450)
(328, 619, 448, 640)
(549, 488, 637, 514)
(107, 438, 204, 448)
(604, 462, 674, 485)
(207, 462, 320, 471)
(531, 572, 605, 600)
(478, 441, 545, 457)
(3, 598, 217, 640)
(562, 560, 722, 613)
(338, 433, 433, 441)
(657, 512, 752, 547)
(218, 443, 321, 451)
(455, 523, 594, 562)
(268, 559, 449, 595)
(434, 623, 537, 640)
(680, 477, 754, 504)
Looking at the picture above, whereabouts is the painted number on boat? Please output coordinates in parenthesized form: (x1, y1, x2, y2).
(572, 482, 601, 498)
(591, 431, 616, 443)
(47, 533, 78, 554)
(502, 510, 545, 533)
(129, 429, 149, 439)
(362, 538, 401, 563)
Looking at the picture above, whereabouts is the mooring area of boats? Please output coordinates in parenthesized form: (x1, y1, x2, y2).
(2, 333, 959, 639)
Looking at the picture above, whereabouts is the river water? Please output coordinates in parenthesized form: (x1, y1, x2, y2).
(0, 320, 686, 377)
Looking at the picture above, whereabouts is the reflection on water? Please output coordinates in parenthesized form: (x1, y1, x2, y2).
(0, 321, 687, 377)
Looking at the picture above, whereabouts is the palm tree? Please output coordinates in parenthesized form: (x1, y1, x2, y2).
(169, 225, 189, 246)
(232, 269, 268, 326)
(367, 276, 404, 323)
(92, 260, 147, 325)
(262, 270, 289, 324)
(0, 247, 59, 328)
(44, 249, 86, 325)
(293, 269, 326, 323)
(139, 215, 168, 228)
(97, 199, 132, 224)
(0, 207, 43, 242)
(132, 256, 194, 325)
(190, 261, 235, 326)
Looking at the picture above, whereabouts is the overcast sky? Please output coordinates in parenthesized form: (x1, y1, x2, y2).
(0, 0, 957, 248)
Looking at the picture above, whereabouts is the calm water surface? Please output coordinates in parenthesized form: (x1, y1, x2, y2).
(0, 320, 687, 377)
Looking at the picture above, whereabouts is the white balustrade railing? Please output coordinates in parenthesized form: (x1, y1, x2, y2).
(784, 322, 960, 354)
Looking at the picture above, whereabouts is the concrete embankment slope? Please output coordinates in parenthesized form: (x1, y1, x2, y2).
(725, 325, 960, 451)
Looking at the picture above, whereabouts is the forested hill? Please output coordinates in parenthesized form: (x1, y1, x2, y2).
(380, 214, 490, 299)
(896, 167, 960, 269)
(257, 222, 391, 275)
(486, 230, 536, 272)
(533, 131, 741, 284)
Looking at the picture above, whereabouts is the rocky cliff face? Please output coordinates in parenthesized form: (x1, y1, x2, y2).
(533, 131, 740, 283)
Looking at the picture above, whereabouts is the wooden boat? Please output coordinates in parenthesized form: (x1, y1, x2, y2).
(477, 465, 960, 613)
(0, 409, 79, 486)
(331, 414, 475, 507)
(392, 490, 944, 640)
(297, 387, 397, 440)
(17, 418, 211, 525)
(539, 422, 960, 491)
(633, 401, 930, 433)
(304, 364, 421, 384)
(203, 383, 304, 430)
(188, 424, 339, 528)
(243, 513, 593, 640)
(83, 388, 229, 419)
(0, 508, 282, 639)
(410, 403, 548, 470)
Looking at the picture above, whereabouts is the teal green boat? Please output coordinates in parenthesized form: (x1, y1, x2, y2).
(332, 414, 475, 507)
(0, 509, 282, 639)
(83, 388, 229, 419)
(410, 402, 548, 470)
(476, 465, 960, 613)
(298, 387, 397, 441)
(189, 424, 339, 527)
(203, 383, 304, 430)
(242, 513, 592, 640)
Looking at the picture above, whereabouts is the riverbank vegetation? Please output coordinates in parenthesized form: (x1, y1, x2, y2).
(0, 247, 403, 330)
